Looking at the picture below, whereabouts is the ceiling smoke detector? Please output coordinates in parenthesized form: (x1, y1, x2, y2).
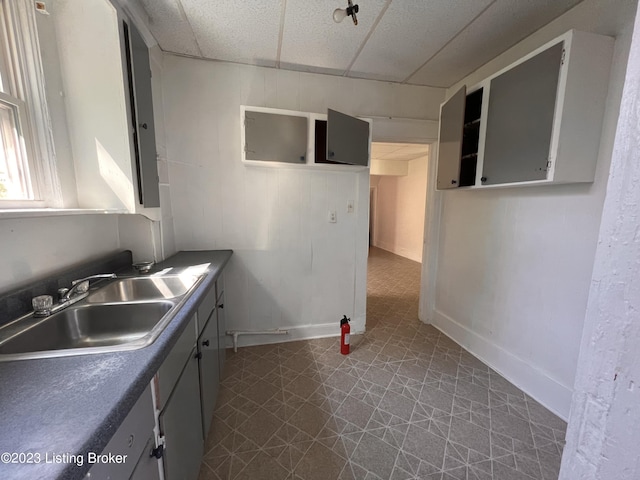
(333, 0, 359, 25)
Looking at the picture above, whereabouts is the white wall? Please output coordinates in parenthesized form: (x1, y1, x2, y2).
(370, 159, 409, 176)
(35, 2, 77, 208)
(428, 0, 638, 418)
(0, 3, 174, 298)
(560, 4, 640, 476)
(0, 215, 120, 293)
(161, 57, 444, 346)
(373, 154, 428, 262)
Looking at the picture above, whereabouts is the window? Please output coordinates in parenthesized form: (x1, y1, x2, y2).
(0, 0, 60, 207)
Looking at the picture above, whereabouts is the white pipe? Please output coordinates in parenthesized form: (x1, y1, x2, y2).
(226, 329, 289, 353)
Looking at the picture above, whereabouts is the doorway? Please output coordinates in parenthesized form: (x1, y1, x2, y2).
(368, 142, 430, 263)
(365, 141, 431, 330)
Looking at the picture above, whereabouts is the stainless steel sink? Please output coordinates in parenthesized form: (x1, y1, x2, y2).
(0, 302, 174, 356)
(86, 275, 200, 303)
(0, 273, 204, 361)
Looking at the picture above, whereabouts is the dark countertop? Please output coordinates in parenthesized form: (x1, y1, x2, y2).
(0, 250, 232, 480)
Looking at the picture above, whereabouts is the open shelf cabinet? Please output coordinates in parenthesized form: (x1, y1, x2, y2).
(436, 29, 614, 191)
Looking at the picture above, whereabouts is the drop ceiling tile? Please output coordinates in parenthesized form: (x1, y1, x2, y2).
(180, 0, 283, 67)
(380, 151, 426, 161)
(280, 0, 388, 73)
(394, 145, 430, 155)
(407, 0, 584, 87)
(371, 143, 404, 157)
(347, 0, 494, 82)
(137, 0, 201, 56)
(371, 142, 429, 161)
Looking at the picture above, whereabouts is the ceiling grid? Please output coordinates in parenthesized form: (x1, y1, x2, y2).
(135, 0, 586, 88)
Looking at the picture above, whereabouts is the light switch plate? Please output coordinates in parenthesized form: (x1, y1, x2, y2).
(347, 200, 354, 213)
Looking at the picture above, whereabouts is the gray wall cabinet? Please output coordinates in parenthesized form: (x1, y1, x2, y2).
(244, 111, 308, 164)
(436, 86, 466, 189)
(436, 29, 614, 190)
(122, 19, 160, 207)
(241, 106, 371, 168)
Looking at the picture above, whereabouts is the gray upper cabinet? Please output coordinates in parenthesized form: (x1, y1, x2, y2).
(481, 43, 563, 186)
(123, 20, 160, 207)
(244, 111, 308, 164)
(436, 86, 466, 189)
(326, 109, 370, 166)
(241, 106, 370, 167)
(434, 30, 613, 190)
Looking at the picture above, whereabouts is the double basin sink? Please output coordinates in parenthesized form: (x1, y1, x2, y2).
(0, 274, 203, 361)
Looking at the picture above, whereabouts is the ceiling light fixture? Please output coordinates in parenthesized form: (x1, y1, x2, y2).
(333, 0, 359, 25)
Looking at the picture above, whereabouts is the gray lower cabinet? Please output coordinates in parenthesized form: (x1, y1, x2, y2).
(155, 315, 198, 410)
(198, 308, 220, 439)
(216, 290, 227, 376)
(159, 348, 203, 480)
(129, 435, 161, 480)
(85, 386, 157, 479)
(150, 277, 228, 479)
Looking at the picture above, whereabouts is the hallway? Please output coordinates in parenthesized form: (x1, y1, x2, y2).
(198, 248, 567, 479)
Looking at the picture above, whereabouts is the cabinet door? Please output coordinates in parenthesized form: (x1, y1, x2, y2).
(199, 309, 220, 439)
(217, 291, 227, 376)
(129, 435, 161, 480)
(159, 349, 203, 480)
(326, 109, 369, 166)
(244, 111, 308, 163)
(123, 20, 160, 207)
(481, 42, 563, 185)
(85, 386, 154, 480)
(155, 315, 197, 410)
(436, 86, 466, 189)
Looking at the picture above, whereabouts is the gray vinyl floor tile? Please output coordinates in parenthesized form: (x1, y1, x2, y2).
(199, 247, 566, 480)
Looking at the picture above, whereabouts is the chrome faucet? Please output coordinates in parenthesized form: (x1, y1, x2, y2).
(32, 273, 116, 317)
(59, 274, 117, 302)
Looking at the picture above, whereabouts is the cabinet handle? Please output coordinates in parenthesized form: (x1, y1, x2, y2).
(140, 123, 148, 130)
(150, 445, 164, 459)
(195, 351, 202, 360)
(218, 303, 224, 309)
(202, 339, 210, 347)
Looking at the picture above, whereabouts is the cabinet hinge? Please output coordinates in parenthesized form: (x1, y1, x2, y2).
(546, 160, 552, 171)
(561, 49, 566, 65)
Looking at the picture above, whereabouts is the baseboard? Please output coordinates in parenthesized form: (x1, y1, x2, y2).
(224, 315, 366, 350)
(432, 309, 572, 421)
(373, 242, 422, 263)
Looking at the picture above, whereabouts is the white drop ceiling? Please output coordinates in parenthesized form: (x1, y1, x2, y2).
(134, 0, 585, 88)
(371, 142, 429, 162)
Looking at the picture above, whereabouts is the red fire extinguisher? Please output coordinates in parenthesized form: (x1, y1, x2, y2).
(340, 315, 351, 355)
